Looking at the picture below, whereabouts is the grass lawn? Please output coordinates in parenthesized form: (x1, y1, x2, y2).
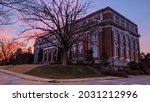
(25, 65, 103, 79)
(0, 64, 41, 73)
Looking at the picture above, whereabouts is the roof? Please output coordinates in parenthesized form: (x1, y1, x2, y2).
(78, 7, 137, 27)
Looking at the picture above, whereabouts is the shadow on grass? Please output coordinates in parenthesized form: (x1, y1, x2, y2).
(25, 65, 103, 79)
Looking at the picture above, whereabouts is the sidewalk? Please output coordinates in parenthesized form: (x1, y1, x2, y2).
(0, 69, 122, 83)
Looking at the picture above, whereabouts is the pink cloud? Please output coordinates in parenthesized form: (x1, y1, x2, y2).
(18, 31, 43, 53)
(0, 34, 12, 39)
(0, 26, 17, 37)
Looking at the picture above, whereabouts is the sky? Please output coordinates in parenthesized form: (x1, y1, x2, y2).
(0, 0, 150, 53)
(91, 0, 150, 53)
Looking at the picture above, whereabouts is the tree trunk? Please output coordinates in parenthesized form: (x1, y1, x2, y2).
(62, 49, 68, 66)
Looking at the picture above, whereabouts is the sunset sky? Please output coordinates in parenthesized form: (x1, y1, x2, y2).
(0, 0, 150, 53)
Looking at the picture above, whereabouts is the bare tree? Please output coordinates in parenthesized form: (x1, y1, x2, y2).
(0, 37, 24, 63)
(4, 0, 95, 66)
(0, 0, 27, 24)
(0, 1, 13, 25)
(0, 7, 10, 25)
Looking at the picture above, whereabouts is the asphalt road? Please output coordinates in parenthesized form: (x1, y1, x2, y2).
(89, 75, 150, 85)
(0, 70, 150, 85)
(61, 76, 150, 85)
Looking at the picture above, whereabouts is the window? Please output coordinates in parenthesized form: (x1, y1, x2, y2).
(91, 32, 97, 40)
(114, 29, 119, 38)
(88, 18, 92, 23)
(95, 14, 103, 22)
(126, 44, 130, 59)
(131, 48, 134, 61)
(126, 45, 129, 58)
(130, 37, 134, 46)
(114, 41, 119, 57)
(131, 25, 135, 32)
(126, 22, 130, 29)
(125, 34, 129, 42)
(120, 32, 124, 40)
(120, 44, 125, 58)
(89, 32, 98, 58)
(78, 44, 83, 58)
(116, 16, 119, 23)
(71, 45, 76, 59)
(95, 15, 100, 20)
(83, 20, 87, 26)
(121, 19, 125, 26)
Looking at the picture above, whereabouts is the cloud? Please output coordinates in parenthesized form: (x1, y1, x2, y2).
(18, 30, 43, 52)
(0, 26, 17, 37)
(0, 34, 12, 39)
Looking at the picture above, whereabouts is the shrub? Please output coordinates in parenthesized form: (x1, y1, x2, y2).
(106, 70, 128, 78)
(139, 62, 150, 74)
(127, 61, 139, 70)
(86, 48, 94, 64)
(125, 68, 145, 75)
(100, 52, 110, 66)
(76, 59, 87, 66)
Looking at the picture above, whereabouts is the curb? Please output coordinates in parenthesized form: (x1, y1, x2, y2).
(56, 76, 123, 83)
(0, 69, 51, 82)
(0, 69, 123, 83)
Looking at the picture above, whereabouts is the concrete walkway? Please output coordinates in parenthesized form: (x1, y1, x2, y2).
(1, 69, 150, 85)
(0, 70, 47, 85)
(0, 69, 121, 85)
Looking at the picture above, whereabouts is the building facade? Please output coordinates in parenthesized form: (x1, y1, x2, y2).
(34, 7, 140, 66)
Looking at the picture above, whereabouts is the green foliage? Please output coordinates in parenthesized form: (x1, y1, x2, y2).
(15, 48, 34, 64)
(127, 61, 139, 70)
(139, 62, 150, 74)
(100, 52, 109, 66)
(86, 48, 94, 64)
(139, 53, 150, 74)
(125, 68, 145, 75)
(105, 70, 128, 78)
(127, 53, 150, 75)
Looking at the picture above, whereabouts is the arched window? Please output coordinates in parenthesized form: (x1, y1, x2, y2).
(78, 44, 83, 58)
(126, 44, 130, 59)
(120, 32, 124, 40)
(120, 43, 125, 58)
(114, 29, 119, 38)
(114, 41, 119, 57)
(90, 32, 99, 58)
(71, 45, 76, 59)
(131, 47, 134, 61)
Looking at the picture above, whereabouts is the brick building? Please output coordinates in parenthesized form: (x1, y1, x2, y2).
(34, 7, 140, 66)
